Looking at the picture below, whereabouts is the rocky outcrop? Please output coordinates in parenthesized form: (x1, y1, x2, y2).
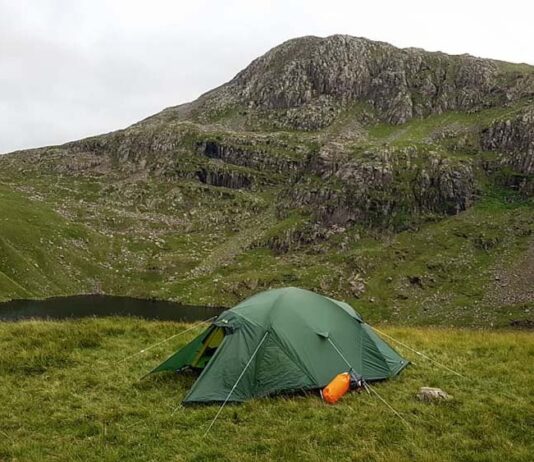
(66, 127, 184, 163)
(481, 107, 534, 155)
(281, 148, 474, 229)
(481, 107, 534, 194)
(195, 167, 253, 189)
(198, 140, 304, 173)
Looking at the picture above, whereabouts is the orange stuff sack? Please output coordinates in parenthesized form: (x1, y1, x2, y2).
(322, 372, 351, 404)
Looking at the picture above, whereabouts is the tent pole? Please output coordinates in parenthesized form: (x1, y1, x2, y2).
(117, 316, 217, 364)
(368, 325, 465, 378)
(326, 338, 353, 370)
(326, 337, 410, 427)
(203, 331, 269, 437)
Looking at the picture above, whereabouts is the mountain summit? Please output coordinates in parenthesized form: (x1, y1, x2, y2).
(0, 35, 533, 326)
(148, 34, 534, 129)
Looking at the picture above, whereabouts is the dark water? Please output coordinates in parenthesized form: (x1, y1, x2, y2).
(0, 294, 226, 322)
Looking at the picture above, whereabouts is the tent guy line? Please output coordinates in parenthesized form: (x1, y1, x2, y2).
(203, 331, 270, 437)
(369, 325, 466, 378)
(117, 316, 217, 365)
(325, 333, 410, 428)
(363, 381, 412, 429)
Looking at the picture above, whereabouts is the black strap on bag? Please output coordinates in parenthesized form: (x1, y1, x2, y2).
(349, 369, 363, 390)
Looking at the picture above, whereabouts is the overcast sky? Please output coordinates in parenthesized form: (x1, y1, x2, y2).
(1, 0, 533, 154)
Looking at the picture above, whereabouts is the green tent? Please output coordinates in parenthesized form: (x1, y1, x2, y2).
(149, 287, 408, 403)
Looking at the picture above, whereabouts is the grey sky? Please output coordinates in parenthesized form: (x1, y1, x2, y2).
(1, 0, 533, 154)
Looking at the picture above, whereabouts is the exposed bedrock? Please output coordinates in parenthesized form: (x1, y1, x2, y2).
(280, 149, 474, 228)
(197, 140, 304, 173)
(195, 167, 253, 189)
(226, 35, 534, 128)
(481, 107, 534, 194)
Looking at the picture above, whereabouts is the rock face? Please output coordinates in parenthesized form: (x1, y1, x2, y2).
(197, 140, 304, 174)
(195, 167, 253, 189)
(481, 107, 534, 194)
(233, 35, 501, 124)
(280, 148, 475, 229)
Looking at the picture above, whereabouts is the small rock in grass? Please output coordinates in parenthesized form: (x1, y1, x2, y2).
(417, 387, 452, 402)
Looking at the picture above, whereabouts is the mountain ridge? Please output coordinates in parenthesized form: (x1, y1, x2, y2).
(0, 35, 532, 327)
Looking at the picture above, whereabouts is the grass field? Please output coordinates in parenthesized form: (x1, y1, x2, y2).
(0, 318, 532, 461)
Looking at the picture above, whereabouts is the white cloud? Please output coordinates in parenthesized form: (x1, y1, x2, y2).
(1, 0, 533, 153)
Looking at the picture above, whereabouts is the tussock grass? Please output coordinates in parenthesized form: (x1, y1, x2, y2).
(0, 319, 532, 461)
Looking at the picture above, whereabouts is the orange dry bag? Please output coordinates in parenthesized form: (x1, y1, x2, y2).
(322, 372, 351, 404)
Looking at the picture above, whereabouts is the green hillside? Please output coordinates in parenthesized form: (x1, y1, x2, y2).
(0, 102, 534, 326)
(0, 35, 533, 327)
(0, 162, 531, 327)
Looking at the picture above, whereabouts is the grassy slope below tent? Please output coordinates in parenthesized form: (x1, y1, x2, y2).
(0, 319, 532, 461)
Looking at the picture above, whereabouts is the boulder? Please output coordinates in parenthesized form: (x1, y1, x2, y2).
(417, 387, 452, 402)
